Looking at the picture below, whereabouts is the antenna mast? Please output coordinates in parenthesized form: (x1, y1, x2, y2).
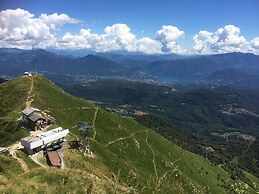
(33, 53, 37, 75)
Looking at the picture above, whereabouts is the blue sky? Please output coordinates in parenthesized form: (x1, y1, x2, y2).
(0, 0, 259, 54)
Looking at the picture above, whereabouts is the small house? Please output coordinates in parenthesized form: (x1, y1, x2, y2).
(21, 107, 54, 130)
(22, 107, 41, 124)
(27, 113, 46, 130)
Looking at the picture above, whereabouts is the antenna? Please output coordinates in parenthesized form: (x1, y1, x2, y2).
(33, 53, 37, 75)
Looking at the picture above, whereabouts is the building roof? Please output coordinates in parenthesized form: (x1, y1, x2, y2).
(28, 113, 45, 122)
(22, 107, 40, 116)
(21, 127, 69, 149)
(47, 151, 62, 167)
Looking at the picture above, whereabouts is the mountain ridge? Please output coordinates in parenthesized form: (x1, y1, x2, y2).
(1, 75, 258, 193)
(1, 48, 259, 85)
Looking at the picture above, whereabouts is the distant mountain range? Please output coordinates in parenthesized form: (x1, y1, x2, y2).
(145, 52, 259, 82)
(200, 69, 259, 90)
(0, 48, 132, 77)
(1, 48, 259, 86)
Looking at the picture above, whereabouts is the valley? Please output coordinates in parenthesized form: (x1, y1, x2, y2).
(61, 80, 259, 180)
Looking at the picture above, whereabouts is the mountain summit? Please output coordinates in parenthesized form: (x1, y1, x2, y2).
(0, 75, 258, 193)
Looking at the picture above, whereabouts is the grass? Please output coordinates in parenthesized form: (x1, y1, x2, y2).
(0, 76, 30, 146)
(0, 75, 258, 193)
(38, 157, 48, 166)
(0, 152, 23, 177)
(0, 168, 125, 194)
(16, 150, 39, 169)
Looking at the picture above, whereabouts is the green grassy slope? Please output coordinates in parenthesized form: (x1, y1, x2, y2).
(0, 75, 258, 193)
(0, 76, 29, 146)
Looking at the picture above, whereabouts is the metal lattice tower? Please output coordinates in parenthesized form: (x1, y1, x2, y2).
(33, 54, 37, 75)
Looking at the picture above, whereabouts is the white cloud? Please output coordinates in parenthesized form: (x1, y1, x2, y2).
(250, 37, 259, 49)
(156, 25, 185, 53)
(39, 13, 81, 30)
(58, 29, 92, 49)
(0, 9, 258, 55)
(58, 24, 162, 54)
(192, 25, 256, 54)
(193, 31, 215, 54)
(0, 8, 79, 49)
(136, 37, 162, 54)
(99, 23, 136, 52)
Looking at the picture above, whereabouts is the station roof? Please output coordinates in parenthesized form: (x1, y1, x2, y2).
(21, 127, 69, 149)
(47, 151, 62, 167)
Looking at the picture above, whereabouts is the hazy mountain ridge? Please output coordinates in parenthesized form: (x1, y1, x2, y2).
(1, 48, 259, 86)
(146, 52, 259, 82)
(0, 49, 133, 77)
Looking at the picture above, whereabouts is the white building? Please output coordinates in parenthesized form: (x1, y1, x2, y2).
(24, 72, 32, 76)
(21, 127, 69, 154)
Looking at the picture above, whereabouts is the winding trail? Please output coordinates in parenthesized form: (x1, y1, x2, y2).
(30, 153, 47, 168)
(55, 106, 94, 111)
(8, 143, 29, 172)
(145, 130, 158, 181)
(25, 76, 34, 108)
(8, 76, 35, 172)
(245, 140, 255, 152)
(104, 131, 145, 147)
(156, 149, 187, 190)
(104, 129, 159, 189)
(92, 107, 99, 139)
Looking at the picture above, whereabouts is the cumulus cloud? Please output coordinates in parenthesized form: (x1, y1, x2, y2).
(58, 24, 162, 54)
(250, 37, 259, 49)
(192, 25, 257, 54)
(0, 9, 163, 54)
(193, 31, 215, 54)
(39, 13, 81, 30)
(136, 37, 162, 54)
(0, 8, 80, 49)
(0, 9, 258, 55)
(156, 25, 185, 53)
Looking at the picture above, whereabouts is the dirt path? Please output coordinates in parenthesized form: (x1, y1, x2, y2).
(30, 152, 47, 168)
(7, 76, 36, 172)
(8, 143, 29, 172)
(245, 140, 255, 152)
(145, 130, 158, 181)
(92, 107, 99, 139)
(104, 130, 158, 188)
(104, 131, 145, 147)
(156, 150, 187, 188)
(55, 106, 94, 111)
(25, 76, 34, 108)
